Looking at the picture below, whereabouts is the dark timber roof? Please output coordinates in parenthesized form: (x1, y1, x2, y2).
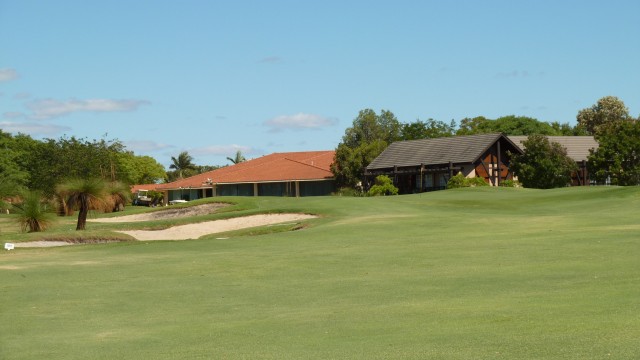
(367, 133, 518, 170)
(508, 136, 598, 162)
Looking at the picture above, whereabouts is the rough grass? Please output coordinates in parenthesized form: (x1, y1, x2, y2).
(1, 187, 639, 359)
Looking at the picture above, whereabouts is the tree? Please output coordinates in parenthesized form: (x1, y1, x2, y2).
(227, 150, 246, 164)
(57, 178, 109, 230)
(510, 134, 578, 189)
(577, 96, 631, 135)
(331, 109, 401, 188)
(456, 115, 558, 136)
(401, 119, 456, 140)
(116, 152, 167, 184)
(169, 151, 197, 179)
(588, 119, 640, 185)
(13, 190, 54, 232)
(367, 175, 398, 196)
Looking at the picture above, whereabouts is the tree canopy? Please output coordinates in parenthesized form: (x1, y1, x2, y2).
(456, 115, 567, 136)
(510, 134, 578, 189)
(588, 119, 640, 185)
(331, 109, 401, 188)
(577, 96, 631, 135)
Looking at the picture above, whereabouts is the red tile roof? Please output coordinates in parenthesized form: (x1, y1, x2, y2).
(156, 151, 335, 190)
(130, 183, 165, 193)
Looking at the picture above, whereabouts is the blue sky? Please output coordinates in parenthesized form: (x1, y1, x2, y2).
(1, 1, 638, 168)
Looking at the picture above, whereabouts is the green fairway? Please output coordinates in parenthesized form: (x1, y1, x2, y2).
(1, 187, 640, 359)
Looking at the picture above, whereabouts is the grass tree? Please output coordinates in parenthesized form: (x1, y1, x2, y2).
(57, 178, 109, 230)
(104, 181, 131, 213)
(13, 190, 54, 232)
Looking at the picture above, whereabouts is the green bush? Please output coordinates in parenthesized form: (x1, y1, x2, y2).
(13, 191, 54, 232)
(500, 179, 519, 187)
(367, 175, 399, 196)
(446, 173, 468, 189)
(447, 173, 489, 189)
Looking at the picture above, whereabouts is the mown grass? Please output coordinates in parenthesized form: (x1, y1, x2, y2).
(1, 187, 639, 359)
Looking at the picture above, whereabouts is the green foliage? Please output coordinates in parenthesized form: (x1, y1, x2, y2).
(510, 135, 578, 189)
(147, 190, 165, 205)
(116, 152, 167, 184)
(577, 96, 631, 135)
(499, 179, 518, 187)
(12, 190, 54, 232)
(588, 119, 640, 185)
(57, 178, 109, 230)
(446, 173, 489, 188)
(169, 151, 197, 180)
(400, 118, 456, 140)
(331, 109, 401, 187)
(456, 115, 575, 136)
(19, 135, 126, 196)
(227, 150, 246, 164)
(367, 175, 399, 196)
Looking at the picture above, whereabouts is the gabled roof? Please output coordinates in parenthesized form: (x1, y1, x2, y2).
(157, 151, 335, 190)
(508, 136, 598, 162)
(367, 133, 520, 170)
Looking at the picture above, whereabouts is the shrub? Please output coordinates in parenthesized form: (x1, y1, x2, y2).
(13, 191, 54, 232)
(367, 175, 399, 196)
(447, 173, 489, 189)
(446, 173, 468, 189)
(500, 179, 519, 187)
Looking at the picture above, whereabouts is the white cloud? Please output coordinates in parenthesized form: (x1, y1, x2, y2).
(189, 144, 253, 156)
(0, 121, 70, 135)
(26, 98, 150, 119)
(2, 112, 25, 119)
(264, 113, 337, 132)
(0, 68, 18, 82)
(123, 140, 173, 153)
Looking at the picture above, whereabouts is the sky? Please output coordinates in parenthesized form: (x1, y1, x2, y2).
(1, 0, 639, 168)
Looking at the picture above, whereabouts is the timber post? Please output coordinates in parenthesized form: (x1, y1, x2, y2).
(496, 140, 502, 186)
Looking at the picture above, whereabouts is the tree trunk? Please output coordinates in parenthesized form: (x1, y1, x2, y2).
(76, 197, 88, 230)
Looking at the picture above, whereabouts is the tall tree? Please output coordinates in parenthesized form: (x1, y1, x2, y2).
(401, 119, 456, 140)
(57, 178, 109, 230)
(169, 151, 196, 179)
(577, 96, 631, 135)
(227, 150, 246, 164)
(331, 109, 401, 188)
(510, 135, 578, 189)
(456, 115, 558, 136)
(588, 119, 640, 185)
(116, 152, 167, 184)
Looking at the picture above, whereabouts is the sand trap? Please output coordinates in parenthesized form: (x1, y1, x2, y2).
(91, 203, 229, 223)
(117, 213, 317, 240)
(14, 241, 71, 248)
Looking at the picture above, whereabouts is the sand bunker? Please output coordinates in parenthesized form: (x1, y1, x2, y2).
(117, 213, 316, 240)
(91, 203, 229, 223)
(10, 212, 317, 247)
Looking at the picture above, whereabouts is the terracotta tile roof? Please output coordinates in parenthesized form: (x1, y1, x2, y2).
(157, 151, 335, 190)
(130, 183, 165, 193)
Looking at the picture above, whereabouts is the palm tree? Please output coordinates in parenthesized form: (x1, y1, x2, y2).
(170, 151, 196, 179)
(227, 150, 246, 165)
(57, 178, 108, 230)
